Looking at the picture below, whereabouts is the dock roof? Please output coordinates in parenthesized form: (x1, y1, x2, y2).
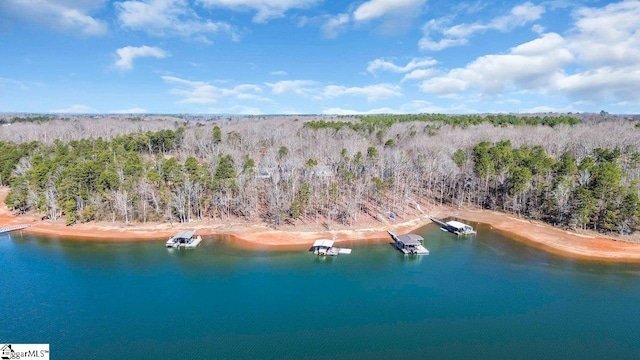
(446, 221, 471, 230)
(312, 239, 334, 248)
(397, 234, 423, 246)
(173, 230, 196, 240)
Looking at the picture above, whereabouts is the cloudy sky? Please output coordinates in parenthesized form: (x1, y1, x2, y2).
(1, 0, 639, 115)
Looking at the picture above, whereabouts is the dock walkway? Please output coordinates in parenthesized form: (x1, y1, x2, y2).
(0, 224, 30, 235)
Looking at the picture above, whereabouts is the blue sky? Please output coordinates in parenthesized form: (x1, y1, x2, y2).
(1, 0, 639, 115)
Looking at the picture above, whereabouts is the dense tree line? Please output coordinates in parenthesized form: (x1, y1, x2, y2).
(304, 114, 582, 133)
(1, 116, 639, 236)
(461, 141, 640, 233)
(0, 115, 56, 124)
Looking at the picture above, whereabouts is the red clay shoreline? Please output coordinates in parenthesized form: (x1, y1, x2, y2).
(2, 187, 640, 262)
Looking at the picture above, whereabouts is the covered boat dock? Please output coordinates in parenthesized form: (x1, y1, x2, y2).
(429, 216, 476, 235)
(166, 230, 202, 248)
(445, 220, 476, 235)
(388, 231, 429, 255)
(310, 239, 352, 256)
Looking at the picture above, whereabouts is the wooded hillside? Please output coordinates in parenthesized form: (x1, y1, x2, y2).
(1, 114, 639, 236)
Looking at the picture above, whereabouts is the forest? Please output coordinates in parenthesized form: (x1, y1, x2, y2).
(0, 113, 639, 237)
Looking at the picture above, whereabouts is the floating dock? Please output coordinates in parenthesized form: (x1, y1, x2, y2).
(429, 217, 476, 235)
(166, 230, 202, 248)
(388, 230, 429, 255)
(0, 224, 30, 235)
(310, 239, 351, 256)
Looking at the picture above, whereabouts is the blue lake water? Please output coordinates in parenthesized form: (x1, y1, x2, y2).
(2, 223, 640, 359)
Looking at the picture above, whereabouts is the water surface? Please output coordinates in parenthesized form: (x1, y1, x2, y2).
(2, 223, 640, 359)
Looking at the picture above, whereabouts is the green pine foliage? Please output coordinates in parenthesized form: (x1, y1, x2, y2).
(303, 114, 581, 133)
(468, 141, 639, 234)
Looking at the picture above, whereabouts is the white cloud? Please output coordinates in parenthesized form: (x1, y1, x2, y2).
(555, 0, 640, 102)
(402, 69, 437, 82)
(266, 80, 402, 102)
(197, 0, 319, 23)
(418, 37, 468, 52)
(114, 46, 169, 71)
(164, 77, 218, 104)
(568, 0, 640, 67)
(418, 18, 469, 51)
(300, 0, 424, 38)
(322, 107, 398, 115)
(322, 13, 349, 39)
(322, 100, 462, 115)
(110, 108, 148, 114)
(207, 105, 264, 115)
(418, 0, 640, 106)
(353, 0, 426, 22)
(487, 2, 544, 32)
(420, 33, 573, 95)
(50, 104, 97, 113)
(510, 32, 565, 55)
(265, 80, 319, 96)
(523, 105, 578, 113)
(0, 0, 107, 36)
(532, 24, 545, 34)
(400, 99, 458, 113)
(270, 70, 288, 76)
(366, 57, 438, 82)
(367, 57, 437, 74)
(0, 77, 28, 90)
(556, 66, 640, 102)
(444, 2, 544, 37)
(321, 84, 402, 101)
(419, 2, 545, 51)
(116, 0, 237, 41)
(452, 0, 487, 15)
(162, 76, 268, 105)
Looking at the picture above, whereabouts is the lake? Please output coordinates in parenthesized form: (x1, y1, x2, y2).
(2, 223, 640, 359)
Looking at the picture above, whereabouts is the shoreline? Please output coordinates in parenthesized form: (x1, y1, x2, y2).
(452, 209, 640, 263)
(2, 188, 640, 262)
